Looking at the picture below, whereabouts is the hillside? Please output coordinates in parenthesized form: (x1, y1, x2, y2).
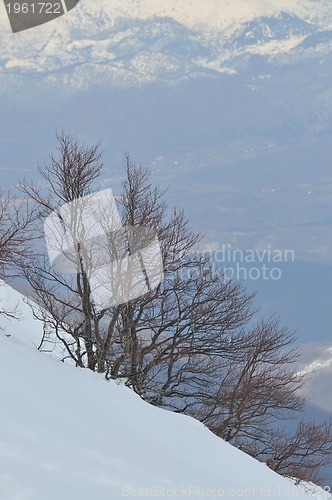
(0, 282, 331, 500)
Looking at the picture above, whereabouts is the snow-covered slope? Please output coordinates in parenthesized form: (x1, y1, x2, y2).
(0, 282, 331, 500)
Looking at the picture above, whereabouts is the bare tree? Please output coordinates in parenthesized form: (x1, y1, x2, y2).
(20, 130, 107, 369)
(0, 191, 36, 319)
(20, 132, 332, 485)
(186, 318, 332, 484)
(0, 192, 35, 272)
(20, 133, 254, 373)
(263, 420, 332, 484)
(193, 318, 305, 439)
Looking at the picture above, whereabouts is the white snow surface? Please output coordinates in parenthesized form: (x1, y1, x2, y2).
(0, 281, 331, 500)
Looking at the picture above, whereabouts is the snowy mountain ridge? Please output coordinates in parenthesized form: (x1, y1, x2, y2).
(1, 0, 331, 31)
(0, 1, 331, 91)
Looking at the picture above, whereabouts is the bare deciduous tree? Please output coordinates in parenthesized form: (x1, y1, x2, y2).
(21, 133, 253, 381)
(192, 318, 305, 441)
(0, 191, 36, 319)
(262, 420, 332, 484)
(20, 131, 332, 485)
(0, 192, 35, 272)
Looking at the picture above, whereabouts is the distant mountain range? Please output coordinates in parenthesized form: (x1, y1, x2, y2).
(0, 3, 332, 91)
